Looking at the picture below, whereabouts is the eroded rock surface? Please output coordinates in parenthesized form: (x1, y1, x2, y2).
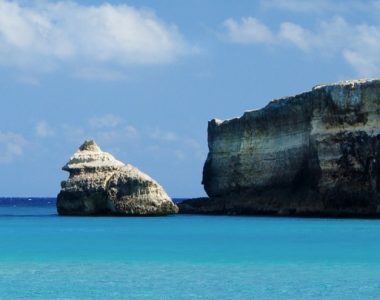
(179, 79, 380, 217)
(57, 140, 178, 216)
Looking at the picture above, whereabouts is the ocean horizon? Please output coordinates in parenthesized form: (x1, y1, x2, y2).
(0, 197, 186, 207)
(0, 198, 380, 299)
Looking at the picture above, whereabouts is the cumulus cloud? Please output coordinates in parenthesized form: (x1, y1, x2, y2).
(35, 120, 54, 138)
(278, 22, 312, 51)
(259, 0, 347, 13)
(260, 0, 378, 15)
(0, 131, 27, 163)
(222, 16, 380, 76)
(0, 0, 189, 75)
(223, 17, 274, 44)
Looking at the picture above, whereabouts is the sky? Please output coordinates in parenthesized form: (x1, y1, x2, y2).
(1, 0, 380, 197)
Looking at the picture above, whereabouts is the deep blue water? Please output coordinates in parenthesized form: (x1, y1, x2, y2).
(0, 198, 380, 299)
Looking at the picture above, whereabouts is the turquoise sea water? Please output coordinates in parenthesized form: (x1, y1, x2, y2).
(1, 199, 380, 299)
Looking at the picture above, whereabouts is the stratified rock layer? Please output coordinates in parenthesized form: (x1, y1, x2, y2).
(179, 79, 380, 217)
(57, 140, 178, 216)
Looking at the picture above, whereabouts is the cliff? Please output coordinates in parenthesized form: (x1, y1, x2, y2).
(179, 79, 380, 217)
(57, 140, 178, 216)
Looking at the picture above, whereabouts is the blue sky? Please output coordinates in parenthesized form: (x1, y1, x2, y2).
(0, 0, 379, 197)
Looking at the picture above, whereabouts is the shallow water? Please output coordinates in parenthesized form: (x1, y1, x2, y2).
(0, 200, 380, 299)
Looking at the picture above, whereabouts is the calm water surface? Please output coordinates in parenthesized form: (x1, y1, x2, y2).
(0, 199, 380, 299)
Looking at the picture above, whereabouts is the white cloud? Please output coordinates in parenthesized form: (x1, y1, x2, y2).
(343, 50, 378, 77)
(279, 22, 312, 51)
(222, 16, 380, 76)
(88, 114, 123, 129)
(340, 23, 380, 76)
(223, 17, 274, 44)
(35, 120, 54, 138)
(0, 131, 27, 163)
(260, 0, 336, 13)
(260, 0, 369, 14)
(223, 17, 315, 50)
(0, 0, 189, 74)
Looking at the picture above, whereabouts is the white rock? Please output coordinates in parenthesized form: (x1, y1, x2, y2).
(57, 140, 178, 216)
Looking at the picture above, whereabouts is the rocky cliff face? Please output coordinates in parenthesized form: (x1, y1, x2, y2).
(179, 79, 380, 217)
(57, 140, 178, 216)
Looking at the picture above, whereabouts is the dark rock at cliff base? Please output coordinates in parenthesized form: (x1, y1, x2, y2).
(179, 79, 380, 217)
(57, 140, 178, 216)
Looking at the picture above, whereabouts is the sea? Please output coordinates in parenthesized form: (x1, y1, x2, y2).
(0, 198, 380, 299)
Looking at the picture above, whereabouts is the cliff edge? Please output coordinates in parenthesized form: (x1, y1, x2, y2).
(179, 79, 380, 217)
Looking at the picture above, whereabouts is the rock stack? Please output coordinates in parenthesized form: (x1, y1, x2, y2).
(57, 140, 178, 216)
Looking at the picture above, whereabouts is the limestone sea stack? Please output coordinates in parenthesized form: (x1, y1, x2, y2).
(179, 79, 380, 217)
(57, 140, 178, 216)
